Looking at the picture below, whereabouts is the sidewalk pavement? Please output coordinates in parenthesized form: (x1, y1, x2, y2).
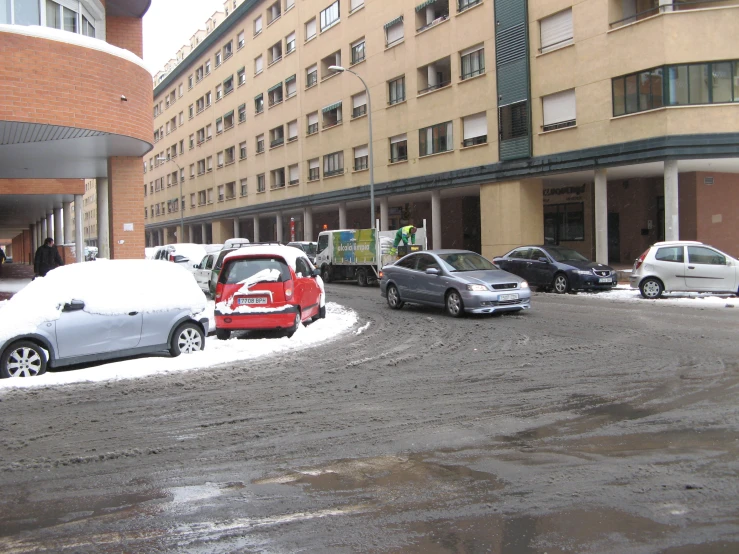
(0, 263, 34, 301)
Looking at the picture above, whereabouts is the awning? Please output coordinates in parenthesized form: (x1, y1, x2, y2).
(415, 0, 436, 12)
(384, 15, 403, 29)
(285, 74, 296, 83)
(268, 82, 282, 93)
(238, 103, 246, 110)
(322, 101, 342, 113)
(255, 93, 263, 100)
(224, 110, 234, 118)
(238, 66, 245, 73)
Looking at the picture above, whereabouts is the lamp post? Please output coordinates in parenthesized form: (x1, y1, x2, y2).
(156, 156, 184, 243)
(328, 65, 375, 228)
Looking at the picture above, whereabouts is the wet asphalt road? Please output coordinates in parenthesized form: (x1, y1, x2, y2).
(0, 284, 738, 553)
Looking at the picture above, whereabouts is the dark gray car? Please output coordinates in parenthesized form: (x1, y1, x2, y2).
(380, 250, 531, 317)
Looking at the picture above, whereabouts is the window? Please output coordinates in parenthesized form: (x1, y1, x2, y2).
(196, 97, 205, 113)
(321, 50, 342, 79)
(460, 45, 485, 80)
(206, 91, 212, 106)
(255, 93, 264, 114)
(188, 75, 194, 89)
(46, 1, 77, 33)
(285, 31, 296, 54)
(544, 203, 584, 242)
(388, 76, 405, 105)
(215, 51, 222, 67)
(350, 0, 364, 13)
(655, 246, 684, 263)
(238, 30, 245, 49)
(218, 184, 225, 201)
(225, 146, 235, 164)
(307, 112, 319, 135)
(179, 140, 184, 155)
(223, 41, 233, 59)
(240, 178, 248, 196)
(224, 76, 234, 95)
(254, 15, 262, 35)
(419, 121, 453, 156)
(285, 74, 297, 97)
(207, 187, 214, 203)
(613, 67, 664, 116)
(256, 133, 265, 153)
(268, 82, 283, 106)
(255, 54, 263, 74)
(238, 67, 246, 86)
(418, 56, 451, 93)
(268, 1, 281, 24)
(385, 16, 404, 47)
(322, 101, 342, 128)
(271, 168, 286, 189)
(542, 89, 576, 131)
(189, 104, 194, 118)
(216, 117, 224, 134)
(305, 17, 317, 40)
(257, 174, 266, 192)
(216, 84, 223, 101)
(688, 246, 726, 265)
(197, 128, 205, 144)
(225, 181, 236, 199)
(224, 110, 234, 129)
(205, 60, 211, 74)
(320, 1, 340, 31)
(269, 41, 283, 64)
(288, 164, 299, 186)
(540, 8, 573, 53)
(179, 111, 184, 126)
(197, 159, 206, 175)
(458, 0, 482, 12)
(308, 158, 320, 181)
(390, 133, 408, 163)
(270, 125, 284, 147)
(323, 151, 344, 177)
(352, 91, 367, 118)
(190, 193, 196, 207)
(287, 119, 298, 141)
(415, 0, 449, 32)
(351, 38, 365, 65)
(206, 124, 212, 140)
(178, 84, 183, 97)
(462, 112, 487, 146)
(196, 65, 204, 82)
(306, 64, 318, 87)
(499, 101, 528, 140)
(354, 145, 368, 171)
(240, 141, 247, 159)
(206, 156, 213, 172)
(238, 103, 246, 122)
(190, 163, 195, 178)
(198, 190, 206, 205)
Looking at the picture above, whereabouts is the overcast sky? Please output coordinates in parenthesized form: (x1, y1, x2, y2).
(143, 0, 226, 75)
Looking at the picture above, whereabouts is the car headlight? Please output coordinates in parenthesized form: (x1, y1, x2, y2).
(575, 270, 592, 275)
(520, 281, 529, 289)
(466, 284, 488, 292)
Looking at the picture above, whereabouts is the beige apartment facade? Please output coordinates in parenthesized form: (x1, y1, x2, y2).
(145, 0, 739, 265)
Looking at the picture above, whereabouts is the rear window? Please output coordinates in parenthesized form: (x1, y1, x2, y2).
(221, 257, 292, 284)
(215, 249, 235, 270)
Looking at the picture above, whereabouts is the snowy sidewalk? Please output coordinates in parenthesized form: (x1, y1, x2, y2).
(567, 284, 737, 309)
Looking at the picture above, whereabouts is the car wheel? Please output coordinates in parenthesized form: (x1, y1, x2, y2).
(216, 329, 231, 340)
(286, 311, 301, 338)
(321, 265, 332, 283)
(445, 290, 464, 318)
(170, 322, 205, 356)
(552, 273, 569, 294)
(1, 341, 47, 378)
(640, 277, 663, 299)
(386, 285, 404, 310)
(356, 268, 368, 287)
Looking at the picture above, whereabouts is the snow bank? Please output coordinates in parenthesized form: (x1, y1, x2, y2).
(0, 260, 206, 345)
(0, 279, 31, 294)
(573, 284, 737, 309)
(0, 303, 356, 390)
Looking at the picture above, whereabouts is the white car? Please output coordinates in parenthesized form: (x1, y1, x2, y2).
(154, 244, 207, 269)
(630, 241, 739, 299)
(193, 253, 215, 294)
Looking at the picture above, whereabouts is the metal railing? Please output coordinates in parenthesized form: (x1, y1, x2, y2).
(418, 80, 451, 95)
(609, 0, 736, 28)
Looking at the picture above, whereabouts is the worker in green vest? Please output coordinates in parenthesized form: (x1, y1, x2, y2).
(393, 225, 417, 247)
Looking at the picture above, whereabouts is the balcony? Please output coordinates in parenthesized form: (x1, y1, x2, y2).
(415, 0, 449, 33)
(417, 56, 452, 95)
(609, 0, 739, 29)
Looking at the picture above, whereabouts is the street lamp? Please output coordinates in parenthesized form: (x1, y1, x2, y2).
(156, 156, 184, 243)
(328, 65, 375, 228)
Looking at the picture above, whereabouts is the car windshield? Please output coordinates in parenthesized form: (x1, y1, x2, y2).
(222, 257, 292, 284)
(215, 249, 235, 270)
(438, 253, 497, 272)
(546, 247, 589, 263)
(305, 243, 317, 257)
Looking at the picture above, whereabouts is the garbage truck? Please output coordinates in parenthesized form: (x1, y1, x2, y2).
(315, 222, 427, 286)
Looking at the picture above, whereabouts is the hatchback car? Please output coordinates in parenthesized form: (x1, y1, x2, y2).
(0, 260, 208, 378)
(380, 250, 530, 317)
(494, 245, 617, 293)
(631, 241, 739, 299)
(214, 245, 325, 339)
(207, 240, 253, 296)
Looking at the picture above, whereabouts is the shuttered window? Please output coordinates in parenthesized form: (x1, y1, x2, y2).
(385, 17, 404, 46)
(462, 112, 488, 146)
(540, 9, 573, 52)
(305, 17, 316, 39)
(542, 89, 576, 131)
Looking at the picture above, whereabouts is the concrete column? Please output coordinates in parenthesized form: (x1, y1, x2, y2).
(380, 197, 389, 231)
(74, 195, 84, 263)
(303, 207, 313, 241)
(431, 190, 442, 250)
(96, 178, 110, 259)
(199, 223, 206, 244)
(594, 168, 608, 265)
(211, 220, 233, 243)
(158, 229, 164, 246)
(338, 203, 347, 229)
(30, 224, 36, 254)
(63, 202, 73, 244)
(664, 160, 679, 241)
(46, 213, 53, 242)
(233, 218, 240, 239)
(41, 217, 48, 241)
(253, 215, 260, 242)
(188, 225, 195, 243)
(53, 207, 63, 244)
(276, 213, 283, 243)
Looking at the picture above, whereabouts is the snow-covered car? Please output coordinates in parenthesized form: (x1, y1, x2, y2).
(0, 260, 209, 378)
(214, 245, 325, 339)
(154, 243, 207, 269)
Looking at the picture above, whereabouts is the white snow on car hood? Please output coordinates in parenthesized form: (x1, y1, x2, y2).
(0, 260, 206, 345)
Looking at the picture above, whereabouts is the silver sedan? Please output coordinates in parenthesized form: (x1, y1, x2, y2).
(380, 250, 531, 317)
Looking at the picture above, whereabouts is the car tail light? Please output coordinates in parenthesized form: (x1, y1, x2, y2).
(283, 279, 294, 300)
(215, 282, 224, 302)
(634, 249, 649, 270)
(169, 253, 175, 262)
(378, 270, 383, 279)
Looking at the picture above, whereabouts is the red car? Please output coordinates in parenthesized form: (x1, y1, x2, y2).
(214, 245, 325, 339)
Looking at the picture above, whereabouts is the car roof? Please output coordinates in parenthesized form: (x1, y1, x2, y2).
(423, 249, 477, 255)
(224, 244, 310, 270)
(652, 241, 703, 246)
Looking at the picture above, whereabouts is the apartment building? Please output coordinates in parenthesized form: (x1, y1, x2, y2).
(146, 0, 739, 264)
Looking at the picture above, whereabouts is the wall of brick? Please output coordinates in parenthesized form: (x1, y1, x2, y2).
(108, 157, 145, 259)
(0, 33, 151, 143)
(11, 229, 32, 265)
(695, 172, 739, 258)
(105, 16, 144, 58)
(0, 179, 85, 195)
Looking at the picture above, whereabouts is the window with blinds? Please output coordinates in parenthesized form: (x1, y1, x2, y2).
(539, 8, 573, 53)
(542, 89, 576, 131)
(462, 112, 487, 146)
(308, 158, 320, 181)
(350, 0, 365, 12)
(385, 17, 404, 46)
(352, 91, 367, 118)
(390, 134, 408, 163)
(353, 145, 369, 170)
(305, 17, 317, 40)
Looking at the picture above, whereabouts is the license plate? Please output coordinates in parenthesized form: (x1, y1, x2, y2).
(599, 278, 612, 283)
(499, 293, 518, 301)
(238, 296, 267, 305)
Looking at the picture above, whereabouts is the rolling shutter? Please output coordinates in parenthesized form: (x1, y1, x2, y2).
(542, 89, 576, 125)
(540, 9, 573, 51)
(463, 113, 487, 139)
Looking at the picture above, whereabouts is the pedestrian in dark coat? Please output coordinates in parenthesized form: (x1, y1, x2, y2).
(0, 247, 5, 277)
(34, 238, 64, 278)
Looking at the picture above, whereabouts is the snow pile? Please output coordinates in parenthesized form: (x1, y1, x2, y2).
(0, 303, 356, 390)
(0, 279, 32, 294)
(575, 284, 737, 309)
(0, 260, 206, 345)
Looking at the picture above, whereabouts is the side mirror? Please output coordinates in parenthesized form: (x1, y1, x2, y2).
(63, 300, 85, 312)
(312, 268, 321, 277)
(426, 268, 440, 275)
(538, 257, 549, 263)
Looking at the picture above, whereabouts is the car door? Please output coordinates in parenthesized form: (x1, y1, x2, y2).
(390, 255, 419, 300)
(54, 304, 143, 359)
(294, 257, 320, 318)
(526, 248, 552, 286)
(194, 255, 209, 290)
(685, 246, 734, 291)
(504, 248, 530, 280)
(652, 245, 686, 291)
(415, 254, 445, 305)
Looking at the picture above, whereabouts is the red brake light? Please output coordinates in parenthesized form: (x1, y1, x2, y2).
(215, 282, 223, 301)
(379, 270, 383, 279)
(634, 249, 649, 270)
(283, 279, 294, 300)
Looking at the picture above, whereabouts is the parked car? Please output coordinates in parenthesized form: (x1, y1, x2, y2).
(286, 241, 318, 264)
(494, 245, 617, 294)
(207, 239, 252, 296)
(154, 243, 207, 269)
(631, 241, 739, 299)
(0, 260, 208, 378)
(214, 245, 325, 339)
(380, 250, 530, 317)
(193, 253, 215, 294)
